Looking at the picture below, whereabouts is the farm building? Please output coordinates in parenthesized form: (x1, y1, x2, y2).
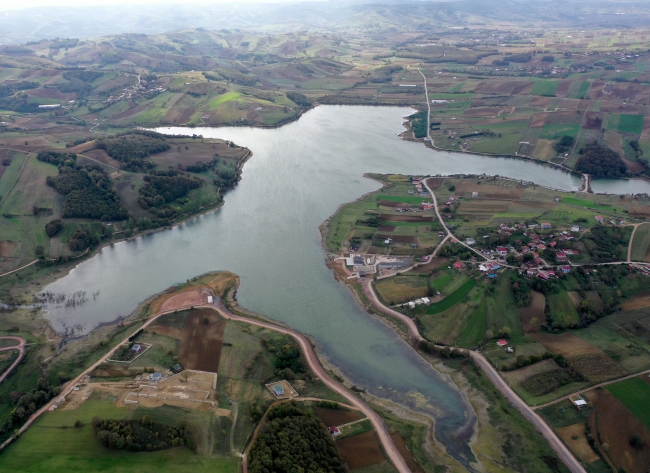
(150, 372, 162, 382)
(594, 216, 604, 223)
(453, 261, 466, 270)
(496, 247, 508, 256)
(497, 339, 508, 347)
(466, 238, 476, 245)
(171, 363, 183, 373)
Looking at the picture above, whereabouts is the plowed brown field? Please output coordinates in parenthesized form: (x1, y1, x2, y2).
(178, 309, 226, 373)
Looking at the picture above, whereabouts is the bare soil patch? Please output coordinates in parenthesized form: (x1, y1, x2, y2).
(463, 107, 501, 117)
(567, 291, 583, 308)
(533, 332, 600, 356)
(584, 112, 603, 130)
(555, 80, 572, 97)
(502, 358, 558, 385)
(178, 308, 226, 373)
(425, 177, 444, 190)
(519, 290, 545, 333)
(530, 113, 547, 128)
(458, 200, 510, 212)
(511, 82, 534, 95)
(410, 257, 448, 274)
(0, 241, 18, 257)
(568, 352, 626, 382)
(146, 323, 184, 339)
(589, 388, 650, 473)
(82, 149, 122, 168)
(629, 204, 650, 216)
(111, 104, 148, 121)
(455, 180, 524, 199)
(556, 423, 600, 464)
(621, 291, 650, 311)
(160, 288, 212, 313)
(162, 108, 196, 125)
(376, 234, 417, 244)
(337, 431, 385, 470)
(377, 225, 396, 232)
(379, 214, 433, 223)
(390, 432, 424, 473)
(316, 407, 363, 427)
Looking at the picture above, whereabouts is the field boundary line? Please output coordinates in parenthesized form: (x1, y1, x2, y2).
(532, 368, 650, 411)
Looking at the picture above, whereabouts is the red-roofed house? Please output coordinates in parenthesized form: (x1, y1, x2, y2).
(453, 261, 466, 270)
(595, 216, 603, 223)
(556, 252, 568, 261)
(496, 247, 508, 256)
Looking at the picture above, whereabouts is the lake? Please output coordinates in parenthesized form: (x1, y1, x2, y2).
(42, 105, 650, 467)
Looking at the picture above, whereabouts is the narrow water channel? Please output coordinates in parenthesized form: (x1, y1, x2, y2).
(42, 105, 650, 467)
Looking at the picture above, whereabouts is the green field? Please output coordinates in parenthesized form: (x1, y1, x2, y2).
(457, 297, 486, 347)
(0, 395, 239, 473)
(547, 291, 580, 328)
(631, 223, 650, 262)
(606, 377, 650, 429)
(377, 195, 432, 205)
(540, 124, 580, 140)
(566, 81, 590, 99)
(530, 80, 559, 96)
(618, 114, 645, 135)
(560, 196, 620, 212)
(426, 278, 476, 314)
(431, 273, 452, 291)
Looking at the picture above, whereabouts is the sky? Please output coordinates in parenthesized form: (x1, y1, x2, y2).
(0, 0, 311, 10)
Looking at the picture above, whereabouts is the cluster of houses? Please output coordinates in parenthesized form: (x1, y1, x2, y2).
(105, 76, 165, 104)
(406, 297, 431, 309)
(409, 177, 429, 197)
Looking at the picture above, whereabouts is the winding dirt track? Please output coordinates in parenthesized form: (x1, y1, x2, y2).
(0, 303, 411, 473)
(209, 302, 412, 473)
(0, 336, 26, 384)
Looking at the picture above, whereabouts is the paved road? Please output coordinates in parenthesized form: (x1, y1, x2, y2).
(362, 267, 587, 473)
(0, 337, 26, 384)
(210, 302, 412, 473)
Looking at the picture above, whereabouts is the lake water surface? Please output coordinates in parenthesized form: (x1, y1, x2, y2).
(42, 106, 650, 467)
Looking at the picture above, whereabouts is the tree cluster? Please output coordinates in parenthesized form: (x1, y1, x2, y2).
(575, 142, 626, 178)
(46, 165, 128, 220)
(369, 64, 403, 83)
(248, 402, 347, 473)
(3, 378, 60, 435)
(45, 219, 63, 237)
(37, 150, 77, 167)
(69, 228, 99, 251)
(92, 417, 196, 452)
(409, 110, 428, 138)
(286, 91, 312, 108)
(552, 135, 574, 154)
(186, 157, 219, 173)
(419, 340, 467, 358)
(138, 169, 203, 218)
(96, 131, 170, 170)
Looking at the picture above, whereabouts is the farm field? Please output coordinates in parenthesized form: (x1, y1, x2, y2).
(605, 376, 650, 429)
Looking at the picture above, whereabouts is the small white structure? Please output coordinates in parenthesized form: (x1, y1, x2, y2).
(207, 295, 214, 304)
(407, 301, 416, 309)
(421, 297, 430, 304)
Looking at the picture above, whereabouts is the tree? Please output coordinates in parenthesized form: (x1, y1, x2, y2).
(484, 329, 494, 340)
(498, 326, 511, 338)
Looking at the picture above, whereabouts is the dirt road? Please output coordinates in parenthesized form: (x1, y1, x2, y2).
(0, 301, 412, 473)
(210, 302, 412, 473)
(0, 336, 26, 384)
